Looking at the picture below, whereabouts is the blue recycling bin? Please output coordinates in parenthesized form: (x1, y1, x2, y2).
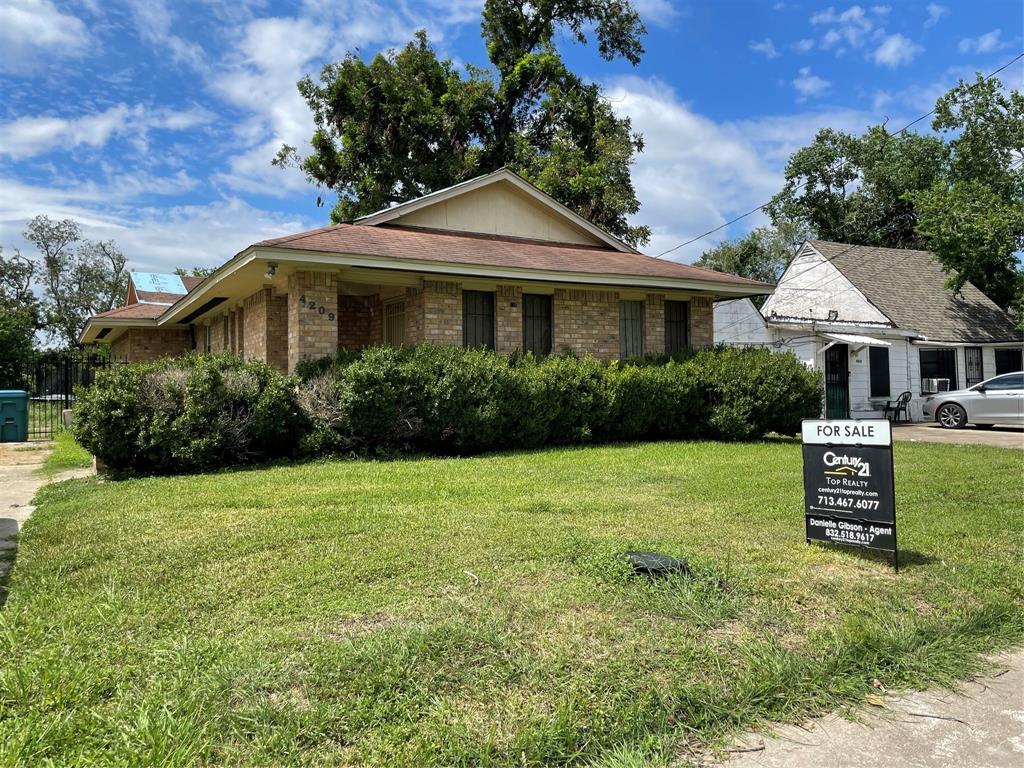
(0, 390, 29, 443)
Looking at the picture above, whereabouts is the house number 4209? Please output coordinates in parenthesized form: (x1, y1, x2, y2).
(298, 295, 335, 322)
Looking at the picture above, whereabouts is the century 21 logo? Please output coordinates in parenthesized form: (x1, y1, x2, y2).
(822, 451, 871, 477)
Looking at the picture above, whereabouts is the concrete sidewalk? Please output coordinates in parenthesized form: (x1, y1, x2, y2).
(715, 651, 1024, 768)
(0, 442, 93, 594)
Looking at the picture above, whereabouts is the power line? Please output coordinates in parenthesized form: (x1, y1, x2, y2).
(655, 50, 1024, 259)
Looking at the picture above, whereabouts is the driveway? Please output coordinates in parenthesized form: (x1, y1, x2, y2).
(892, 423, 1024, 449)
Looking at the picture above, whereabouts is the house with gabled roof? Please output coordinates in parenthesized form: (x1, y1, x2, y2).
(714, 240, 1023, 421)
(82, 169, 771, 371)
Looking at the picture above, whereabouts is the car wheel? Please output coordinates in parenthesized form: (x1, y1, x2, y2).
(937, 403, 967, 429)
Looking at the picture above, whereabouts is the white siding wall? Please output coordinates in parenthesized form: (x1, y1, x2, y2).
(714, 299, 774, 346)
(761, 244, 890, 325)
(846, 338, 915, 418)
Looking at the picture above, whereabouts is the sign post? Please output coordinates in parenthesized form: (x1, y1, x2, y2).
(801, 419, 898, 571)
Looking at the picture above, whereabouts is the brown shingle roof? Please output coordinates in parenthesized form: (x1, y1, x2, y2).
(92, 303, 165, 320)
(811, 240, 1022, 343)
(255, 224, 770, 288)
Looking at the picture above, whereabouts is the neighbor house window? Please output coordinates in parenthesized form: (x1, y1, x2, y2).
(522, 293, 552, 355)
(619, 300, 645, 359)
(869, 346, 890, 398)
(919, 348, 957, 391)
(995, 348, 1023, 375)
(664, 300, 689, 354)
(384, 300, 405, 346)
(463, 290, 495, 349)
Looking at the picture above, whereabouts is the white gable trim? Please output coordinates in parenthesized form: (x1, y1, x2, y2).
(354, 168, 638, 254)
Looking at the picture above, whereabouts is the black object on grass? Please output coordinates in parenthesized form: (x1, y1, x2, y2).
(624, 551, 690, 578)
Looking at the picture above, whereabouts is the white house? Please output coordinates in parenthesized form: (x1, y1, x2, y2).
(714, 240, 1023, 421)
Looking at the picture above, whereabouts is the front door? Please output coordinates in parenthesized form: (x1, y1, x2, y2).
(824, 344, 850, 419)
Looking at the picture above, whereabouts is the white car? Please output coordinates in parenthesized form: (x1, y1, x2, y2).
(922, 371, 1024, 428)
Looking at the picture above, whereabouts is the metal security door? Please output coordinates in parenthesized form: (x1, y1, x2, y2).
(965, 347, 983, 387)
(824, 344, 850, 419)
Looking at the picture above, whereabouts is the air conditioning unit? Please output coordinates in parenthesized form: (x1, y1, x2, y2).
(922, 378, 950, 394)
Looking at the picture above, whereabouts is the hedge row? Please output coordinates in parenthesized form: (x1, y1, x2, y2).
(73, 344, 823, 473)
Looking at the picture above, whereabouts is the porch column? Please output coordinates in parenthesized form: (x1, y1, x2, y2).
(645, 294, 665, 355)
(287, 270, 338, 373)
(689, 296, 714, 348)
(496, 285, 523, 353)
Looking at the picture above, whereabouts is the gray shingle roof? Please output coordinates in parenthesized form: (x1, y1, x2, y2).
(809, 240, 1021, 343)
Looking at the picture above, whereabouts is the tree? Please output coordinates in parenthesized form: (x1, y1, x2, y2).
(175, 266, 216, 278)
(695, 220, 810, 305)
(765, 74, 1023, 309)
(277, 0, 651, 246)
(21, 216, 128, 347)
(0, 246, 39, 386)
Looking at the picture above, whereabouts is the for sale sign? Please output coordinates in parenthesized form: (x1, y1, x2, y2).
(801, 419, 898, 567)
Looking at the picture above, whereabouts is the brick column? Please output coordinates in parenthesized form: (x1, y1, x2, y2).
(496, 285, 523, 353)
(288, 270, 338, 372)
(689, 296, 714, 348)
(552, 288, 619, 359)
(228, 310, 237, 353)
(421, 280, 461, 345)
(242, 289, 289, 372)
(645, 294, 665, 355)
(404, 287, 425, 344)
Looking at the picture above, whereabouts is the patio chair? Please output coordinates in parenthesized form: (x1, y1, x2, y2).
(884, 391, 912, 423)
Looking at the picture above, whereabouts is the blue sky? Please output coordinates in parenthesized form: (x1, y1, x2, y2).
(1, 0, 1021, 273)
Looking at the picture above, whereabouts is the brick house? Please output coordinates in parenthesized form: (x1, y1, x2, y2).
(81, 170, 771, 371)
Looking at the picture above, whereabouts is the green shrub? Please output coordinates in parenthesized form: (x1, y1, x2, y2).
(73, 355, 307, 473)
(296, 344, 821, 457)
(76, 344, 822, 473)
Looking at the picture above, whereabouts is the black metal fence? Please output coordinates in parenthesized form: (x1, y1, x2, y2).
(7, 355, 118, 440)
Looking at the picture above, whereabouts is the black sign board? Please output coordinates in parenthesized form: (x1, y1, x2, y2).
(801, 419, 898, 570)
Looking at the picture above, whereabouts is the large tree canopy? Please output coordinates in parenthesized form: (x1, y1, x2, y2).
(277, 0, 651, 247)
(765, 74, 1023, 311)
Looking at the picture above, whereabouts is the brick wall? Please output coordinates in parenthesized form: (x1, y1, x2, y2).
(404, 287, 425, 344)
(288, 270, 338, 372)
(208, 318, 226, 353)
(552, 288, 619, 359)
(422, 280, 462, 345)
(266, 294, 288, 372)
(338, 294, 382, 350)
(645, 294, 665, 356)
(495, 285, 523, 353)
(689, 296, 714, 348)
(240, 289, 289, 372)
(109, 328, 192, 362)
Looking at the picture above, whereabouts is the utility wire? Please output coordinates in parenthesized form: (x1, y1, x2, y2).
(655, 50, 1024, 259)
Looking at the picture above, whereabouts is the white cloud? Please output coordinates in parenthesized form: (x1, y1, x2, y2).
(125, 0, 206, 70)
(604, 76, 876, 260)
(792, 67, 831, 100)
(873, 34, 923, 68)
(958, 29, 1006, 55)
(924, 3, 947, 28)
(0, 105, 215, 159)
(631, 0, 679, 26)
(0, 177, 310, 273)
(749, 38, 780, 59)
(871, 5, 891, 16)
(794, 38, 816, 53)
(0, 0, 90, 74)
(812, 5, 874, 46)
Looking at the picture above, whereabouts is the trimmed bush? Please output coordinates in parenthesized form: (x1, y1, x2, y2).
(74, 345, 822, 473)
(295, 344, 822, 457)
(73, 355, 306, 474)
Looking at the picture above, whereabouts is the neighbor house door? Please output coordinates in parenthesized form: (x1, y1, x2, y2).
(965, 347, 984, 387)
(824, 343, 850, 419)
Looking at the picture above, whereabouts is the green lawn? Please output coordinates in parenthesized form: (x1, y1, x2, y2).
(38, 430, 93, 476)
(1, 440, 1021, 767)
